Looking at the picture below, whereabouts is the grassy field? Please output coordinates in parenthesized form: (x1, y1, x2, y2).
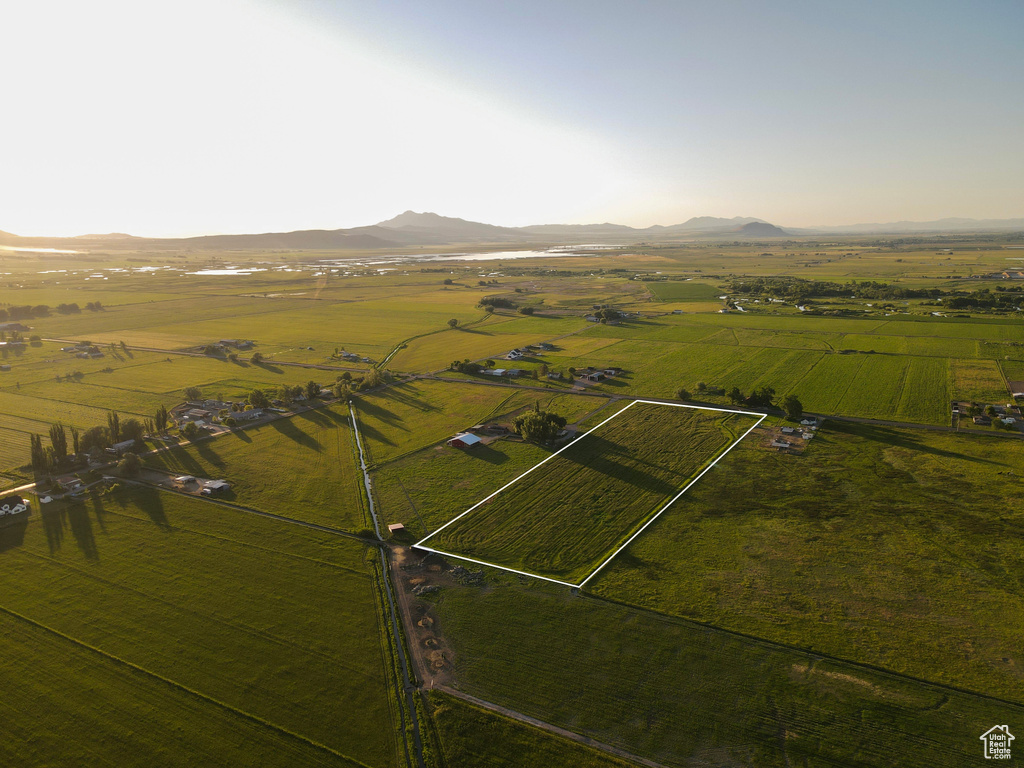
(143, 407, 367, 530)
(427, 692, 635, 768)
(0, 486, 400, 767)
(426, 402, 761, 582)
(587, 421, 1024, 702)
(355, 380, 601, 466)
(429, 577, 1018, 768)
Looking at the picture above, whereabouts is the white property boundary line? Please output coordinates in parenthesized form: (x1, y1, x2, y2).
(413, 400, 767, 589)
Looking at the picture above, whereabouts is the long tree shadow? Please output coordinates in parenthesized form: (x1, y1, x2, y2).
(832, 421, 1007, 465)
(41, 505, 66, 554)
(461, 444, 510, 465)
(0, 515, 28, 553)
(270, 417, 323, 452)
(356, 398, 404, 426)
(66, 500, 99, 560)
(131, 485, 171, 531)
(553, 434, 680, 496)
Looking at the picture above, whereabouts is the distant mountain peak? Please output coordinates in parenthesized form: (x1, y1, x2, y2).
(734, 221, 787, 236)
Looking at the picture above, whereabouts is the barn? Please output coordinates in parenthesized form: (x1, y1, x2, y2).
(447, 433, 482, 449)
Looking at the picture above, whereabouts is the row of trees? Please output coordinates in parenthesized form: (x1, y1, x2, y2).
(728, 277, 941, 302)
(675, 382, 804, 420)
(29, 411, 153, 475)
(0, 301, 104, 322)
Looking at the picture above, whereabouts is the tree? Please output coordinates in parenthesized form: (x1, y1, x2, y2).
(539, 363, 549, 376)
(447, 318, 459, 329)
(180, 421, 200, 440)
(676, 387, 692, 401)
(30, 434, 46, 475)
(696, 381, 707, 392)
(48, 423, 68, 465)
(728, 387, 744, 405)
(782, 394, 804, 420)
(117, 452, 141, 477)
(985, 405, 997, 417)
(70, 426, 80, 455)
(247, 389, 271, 409)
(250, 352, 264, 364)
(745, 386, 776, 409)
(155, 404, 169, 433)
(305, 380, 321, 400)
(120, 418, 144, 442)
(518, 306, 534, 315)
(332, 381, 352, 401)
(443, 278, 453, 285)
(107, 410, 121, 443)
(80, 426, 111, 454)
(511, 410, 567, 444)
(184, 386, 202, 402)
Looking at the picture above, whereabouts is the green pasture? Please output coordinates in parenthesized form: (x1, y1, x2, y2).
(426, 403, 761, 582)
(144, 407, 366, 530)
(428, 693, 634, 768)
(588, 421, 1024, 702)
(431, 578, 1017, 768)
(644, 280, 723, 302)
(355, 380, 599, 466)
(0, 487, 399, 767)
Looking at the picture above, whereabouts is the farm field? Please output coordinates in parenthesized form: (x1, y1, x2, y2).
(355, 379, 601, 466)
(587, 421, 1024, 702)
(0, 487, 400, 767)
(427, 692, 635, 768)
(143, 407, 367, 530)
(424, 402, 762, 583)
(430, 577, 1018, 768)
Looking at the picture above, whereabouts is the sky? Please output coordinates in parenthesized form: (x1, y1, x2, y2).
(1, 0, 1022, 237)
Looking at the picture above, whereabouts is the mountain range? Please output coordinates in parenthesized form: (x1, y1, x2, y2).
(0, 212, 1021, 252)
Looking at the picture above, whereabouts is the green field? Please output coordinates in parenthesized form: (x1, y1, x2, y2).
(143, 407, 367, 530)
(588, 421, 1024, 701)
(0, 487, 400, 767)
(430, 577, 1019, 767)
(425, 402, 761, 582)
(427, 692, 635, 768)
(356, 380, 601, 466)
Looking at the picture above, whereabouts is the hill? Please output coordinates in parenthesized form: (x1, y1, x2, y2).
(734, 221, 788, 236)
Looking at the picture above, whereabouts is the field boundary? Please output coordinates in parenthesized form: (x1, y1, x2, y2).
(414, 400, 766, 588)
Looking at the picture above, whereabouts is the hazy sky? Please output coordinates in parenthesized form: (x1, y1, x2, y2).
(2, 0, 1022, 236)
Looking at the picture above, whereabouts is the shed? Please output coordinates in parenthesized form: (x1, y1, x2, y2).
(447, 433, 482, 449)
(201, 480, 231, 496)
(770, 440, 791, 449)
(172, 475, 196, 488)
(387, 523, 405, 533)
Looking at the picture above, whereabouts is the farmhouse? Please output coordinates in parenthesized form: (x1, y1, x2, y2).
(172, 475, 196, 489)
(447, 433, 482, 449)
(781, 426, 796, 434)
(233, 408, 264, 421)
(489, 368, 507, 376)
(580, 371, 606, 382)
(603, 367, 623, 376)
(505, 369, 523, 377)
(506, 350, 523, 360)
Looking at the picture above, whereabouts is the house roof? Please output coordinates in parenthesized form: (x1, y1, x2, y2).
(449, 432, 482, 446)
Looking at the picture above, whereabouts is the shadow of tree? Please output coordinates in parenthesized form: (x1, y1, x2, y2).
(269, 417, 323, 452)
(0, 515, 28, 553)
